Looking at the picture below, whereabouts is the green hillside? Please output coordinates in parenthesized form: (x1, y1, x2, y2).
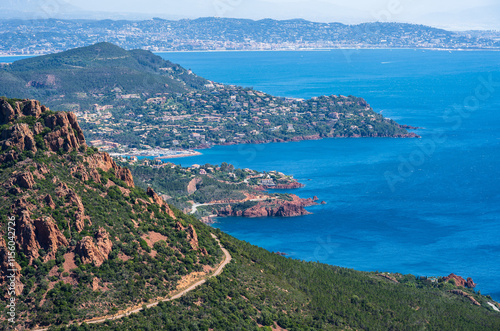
(0, 98, 221, 329)
(0, 42, 208, 108)
(53, 231, 500, 330)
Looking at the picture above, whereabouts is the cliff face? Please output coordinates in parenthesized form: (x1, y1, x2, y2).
(0, 99, 86, 162)
(0, 99, 201, 326)
(75, 228, 113, 267)
(217, 195, 317, 218)
(444, 273, 477, 288)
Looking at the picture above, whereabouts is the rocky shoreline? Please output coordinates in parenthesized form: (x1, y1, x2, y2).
(215, 194, 318, 218)
(195, 129, 420, 149)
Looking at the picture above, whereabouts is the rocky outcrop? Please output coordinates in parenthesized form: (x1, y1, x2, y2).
(0, 99, 87, 163)
(186, 224, 199, 250)
(15, 210, 68, 262)
(147, 187, 176, 219)
(15, 211, 41, 261)
(116, 167, 134, 188)
(55, 182, 91, 232)
(0, 123, 37, 154)
(84, 152, 135, 187)
(444, 273, 477, 288)
(378, 273, 399, 283)
(187, 177, 202, 195)
(34, 216, 69, 253)
(14, 172, 36, 189)
(75, 228, 113, 267)
(146, 187, 163, 206)
(43, 111, 86, 152)
(44, 194, 56, 209)
(3, 171, 36, 191)
(175, 222, 202, 252)
(449, 289, 481, 306)
(0, 98, 22, 124)
(217, 195, 317, 218)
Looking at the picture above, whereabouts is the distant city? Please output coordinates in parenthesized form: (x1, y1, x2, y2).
(1, 17, 499, 55)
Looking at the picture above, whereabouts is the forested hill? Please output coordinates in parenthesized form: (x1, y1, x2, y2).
(0, 42, 209, 105)
(0, 43, 418, 150)
(0, 98, 222, 329)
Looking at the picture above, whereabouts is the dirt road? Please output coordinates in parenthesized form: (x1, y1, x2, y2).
(33, 233, 231, 330)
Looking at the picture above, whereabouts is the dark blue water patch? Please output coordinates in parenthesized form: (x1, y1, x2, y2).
(164, 50, 500, 300)
(0, 55, 36, 63)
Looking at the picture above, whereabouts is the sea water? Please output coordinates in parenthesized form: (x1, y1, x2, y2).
(160, 50, 500, 300)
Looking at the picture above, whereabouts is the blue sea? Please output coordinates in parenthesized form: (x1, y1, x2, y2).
(159, 50, 500, 300)
(2, 49, 499, 299)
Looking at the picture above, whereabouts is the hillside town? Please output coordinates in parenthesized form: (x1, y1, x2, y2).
(0, 18, 499, 55)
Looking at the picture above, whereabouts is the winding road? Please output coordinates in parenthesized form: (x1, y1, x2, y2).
(189, 197, 273, 214)
(33, 233, 231, 331)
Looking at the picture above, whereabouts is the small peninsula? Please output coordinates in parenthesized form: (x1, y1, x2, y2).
(0, 43, 419, 155)
(122, 159, 319, 221)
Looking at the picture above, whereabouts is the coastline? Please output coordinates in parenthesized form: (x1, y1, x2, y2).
(1, 47, 500, 57)
(155, 151, 202, 159)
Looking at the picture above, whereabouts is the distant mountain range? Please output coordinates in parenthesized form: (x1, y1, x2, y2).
(0, 18, 499, 55)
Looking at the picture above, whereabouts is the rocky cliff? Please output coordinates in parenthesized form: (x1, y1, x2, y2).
(217, 194, 317, 218)
(0, 98, 86, 162)
(0, 98, 217, 328)
(444, 273, 477, 288)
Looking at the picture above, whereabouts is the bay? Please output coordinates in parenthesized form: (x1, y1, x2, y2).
(160, 50, 500, 300)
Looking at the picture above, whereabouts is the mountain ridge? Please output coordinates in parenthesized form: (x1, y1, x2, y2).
(0, 18, 498, 56)
(0, 97, 222, 328)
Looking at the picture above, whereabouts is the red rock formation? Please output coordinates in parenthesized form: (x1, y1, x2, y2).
(187, 177, 202, 195)
(444, 273, 476, 288)
(0, 98, 22, 124)
(147, 187, 164, 206)
(15, 211, 40, 261)
(0, 99, 88, 164)
(84, 152, 135, 187)
(75, 228, 113, 267)
(14, 172, 36, 189)
(217, 194, 317, 218)
(44, 194, 56, 209)
(43, 111, 86, 152)
(147, 187, 176, 219)
(54, 182, 91, 232)
(116, 167, 134, 187)
(378, 273, 399, 283)
(34, 216, 69, 257)
(186, 224, 199, 250)
(0, 123, 37, 153)
(466, 277, 477, 288)
(449, 289, 481, 306)
(14, 209, 68, 262)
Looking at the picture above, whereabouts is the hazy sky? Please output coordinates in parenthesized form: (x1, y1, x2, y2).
(4, 0, 500, 30)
